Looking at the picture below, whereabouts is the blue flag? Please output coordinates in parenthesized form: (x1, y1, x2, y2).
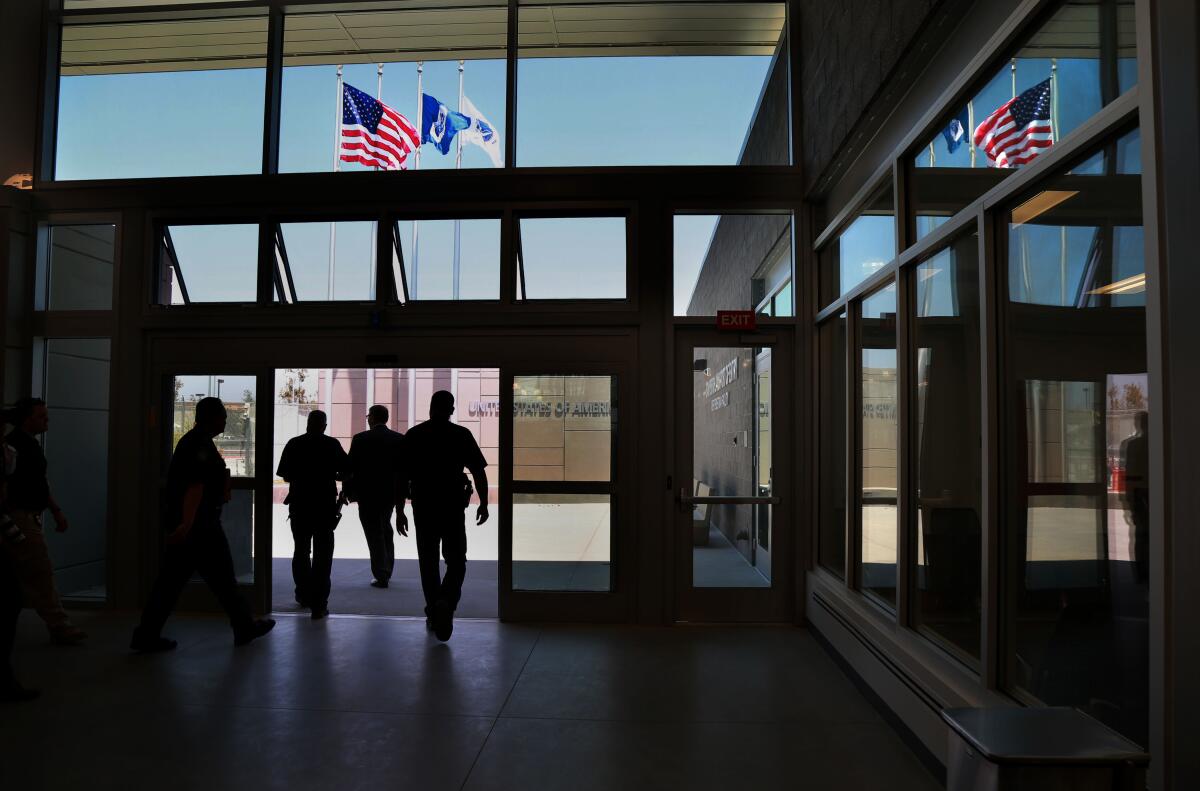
(942, 106, 970, 154)
(421, 93, 471, 155)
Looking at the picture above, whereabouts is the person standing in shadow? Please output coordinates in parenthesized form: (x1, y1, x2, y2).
(130, 397, 274, 652)
(277, 410, 347, 619)
(346, 405, 407, 589)
(1, 397, 86, 646)
(2, 417, 38, 702)
(1120, 410, 1150, 584)
(402, 391, 488, 642)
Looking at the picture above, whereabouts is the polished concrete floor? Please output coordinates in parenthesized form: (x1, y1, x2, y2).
(1, 609, 941, 791)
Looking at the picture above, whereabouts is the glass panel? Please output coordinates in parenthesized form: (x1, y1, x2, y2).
(280, 2, 507, 173)
(160, 224, 258, 304)
(517, 217, 626, 300)
(45, 225, 116, 311)
(692, 347, 770, 587)
(57, 15, 267, 179)
(42, 338, 111, 600)
(277, 221, 377, 302)
(913, 234, 982, 660)
(910, 0, 1138, 241)
(172, 375, 256, 477)
(818, 313, 847, 577)
(818, 183, 895, 306)
(512, 493, 611, 591)
(673, 213, 793, 316)
(860, 283, 897, 606)
(513, 375, 613, 482)
(517, 2, 787, 166)
(1004, 127, 1147, 746)
(394, 219, 501, 300)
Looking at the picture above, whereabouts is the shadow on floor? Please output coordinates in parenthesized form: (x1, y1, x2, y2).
(272, 557, 498, 618)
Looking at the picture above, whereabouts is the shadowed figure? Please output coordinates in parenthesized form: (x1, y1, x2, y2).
(277, 409, 348, 619)
(346, 404, 408, 588)
(1120, 410, 1150, 584)
(1, 397, 86, 645)
(131, 397, 274, 652)
(401, 390, 489, 642)
(2, 410, 38, 702)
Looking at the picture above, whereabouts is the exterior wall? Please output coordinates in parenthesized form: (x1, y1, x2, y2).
(798, 0, 942, 192)
(692, 348, 756, 551)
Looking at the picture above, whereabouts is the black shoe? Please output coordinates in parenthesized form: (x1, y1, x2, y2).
(432, 599, 453, 642)
(234, 619, 276, 647)
(370, 580, 388, 589)
(0, 682, 40, 703)
(130, 631, 178, 653)
(311, 606, 329, 620)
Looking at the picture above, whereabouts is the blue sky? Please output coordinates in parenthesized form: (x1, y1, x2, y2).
(57, 54, 772, 302)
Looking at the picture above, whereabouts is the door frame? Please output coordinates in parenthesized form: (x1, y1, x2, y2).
(672, 325, 795, 622)
(145, 328, 638, 622)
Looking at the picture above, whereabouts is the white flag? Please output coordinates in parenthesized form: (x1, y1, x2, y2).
(460, 95, 503, 168)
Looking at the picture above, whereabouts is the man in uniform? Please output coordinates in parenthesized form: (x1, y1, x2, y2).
(277, 410, 347, 619)
(346, 405, 407, 589)
(2, 397, 86, 645)
(402, 391, 488, 642)
(130, 397, 274, 652)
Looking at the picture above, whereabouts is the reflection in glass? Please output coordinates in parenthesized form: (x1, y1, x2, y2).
(910, 0, 1138, 240)
(692, 347, 771, 587)
(57, 15, 267, 179)
(44, 225, 116, 311)
(512, 493, 611, 591)
(818, 314, 848, 577)
(1004, 127, 1147, 746)
(42, 338, 111, 600)
(160, 224, 258, 305)
(513, 375, 613, 481)
(394, 219, 501, 301)
(673, 213, 793, 316)
(517, 3, 786, 166)
(278, 221, 378, 302)
(819, 183, 895, 306)
(517, 217, 626, 299)
(860, 283, 897, 606)
(913, 236, 982, 660)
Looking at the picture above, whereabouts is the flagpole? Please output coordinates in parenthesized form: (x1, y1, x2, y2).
(967, 100, 976, 168)
(412, 60, 423, 299)
(1010, 57, 1016, 99)
(1051, 59, 1064, 306)
(453, 59, 464, 300)
(928, 142, 935, 168)
(329, 64, 343, 301)
(369, 62, 384, 300)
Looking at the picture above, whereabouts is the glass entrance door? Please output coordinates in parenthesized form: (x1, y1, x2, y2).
(675, 329, 793, 622)
(162, 370, 270, 614)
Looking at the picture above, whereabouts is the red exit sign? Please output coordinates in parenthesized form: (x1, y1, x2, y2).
(716, 310, 757, 331)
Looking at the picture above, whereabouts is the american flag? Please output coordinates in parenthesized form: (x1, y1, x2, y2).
(973, 78, 1053, 169)
(340, 82, 419, 171)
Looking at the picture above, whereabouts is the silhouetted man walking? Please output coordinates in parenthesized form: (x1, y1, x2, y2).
(402, 391, 488, 642)
(2, 397, 86, 645)
(277, 410, 347, 619)
(131, 397, 274, 652)
(346, 405, 407, 588)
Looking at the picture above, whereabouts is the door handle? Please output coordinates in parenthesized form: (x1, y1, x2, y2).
(680, 495, 781, 506)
